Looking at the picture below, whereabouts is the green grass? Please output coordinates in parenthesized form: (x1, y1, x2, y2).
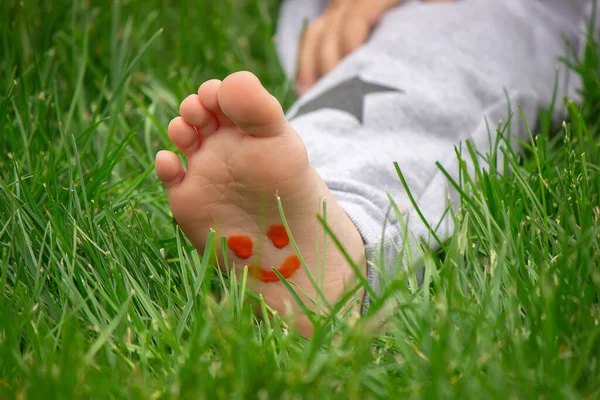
(1, 0, 600, 398)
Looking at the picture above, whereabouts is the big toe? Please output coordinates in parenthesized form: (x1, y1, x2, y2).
(218, 71, 286, 137)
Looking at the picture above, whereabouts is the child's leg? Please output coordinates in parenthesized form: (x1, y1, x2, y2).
(276, 0, 587, 305)
(156, 0, 589, 336)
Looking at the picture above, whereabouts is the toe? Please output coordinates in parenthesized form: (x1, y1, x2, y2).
(218, 71, 286, 137)
(168, 117, 201, 156)
(155, 150, 186, 190)
(198, 79, 233, 128)
(179, 94, 220, 138)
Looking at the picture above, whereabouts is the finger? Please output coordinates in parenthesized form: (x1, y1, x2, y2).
(296, 18, 324, 95)
(364, 0, 401, 24)
(318, 16, 343, 77)
(340, 13, 371, 57)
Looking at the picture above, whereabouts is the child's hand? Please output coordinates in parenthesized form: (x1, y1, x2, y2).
(295, 0, 451, 95)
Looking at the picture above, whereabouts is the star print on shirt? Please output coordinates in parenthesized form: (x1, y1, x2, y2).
(290, 77, 402, 124)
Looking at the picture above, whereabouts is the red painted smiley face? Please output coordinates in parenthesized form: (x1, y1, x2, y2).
(226, 224, 300, 282)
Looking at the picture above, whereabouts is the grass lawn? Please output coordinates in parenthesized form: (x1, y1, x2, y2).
(2, 0, 600, 398)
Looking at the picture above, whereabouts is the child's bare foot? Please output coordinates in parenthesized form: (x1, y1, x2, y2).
(155, 71, 366, 336)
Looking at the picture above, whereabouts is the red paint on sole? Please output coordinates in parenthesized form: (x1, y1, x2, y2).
(227, 236, 253, 259)
(250, 255, 301, 282)
(266, 224, 290, 249)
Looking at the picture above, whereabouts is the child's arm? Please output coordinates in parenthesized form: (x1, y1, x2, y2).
(295, 0, 452, 95)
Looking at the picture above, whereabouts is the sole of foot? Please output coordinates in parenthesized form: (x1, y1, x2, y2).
(155, 71, 366, 336)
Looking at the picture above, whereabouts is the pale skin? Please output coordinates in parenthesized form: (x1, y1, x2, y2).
(296, 0, 453, 95)
(156, 0, 452, 336)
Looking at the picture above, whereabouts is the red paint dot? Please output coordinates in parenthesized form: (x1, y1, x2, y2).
(227, 236, 253, 259)
(249, 255, 301, 283)
(267, 224, 290, 249)
(278, 255, 301, 277)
